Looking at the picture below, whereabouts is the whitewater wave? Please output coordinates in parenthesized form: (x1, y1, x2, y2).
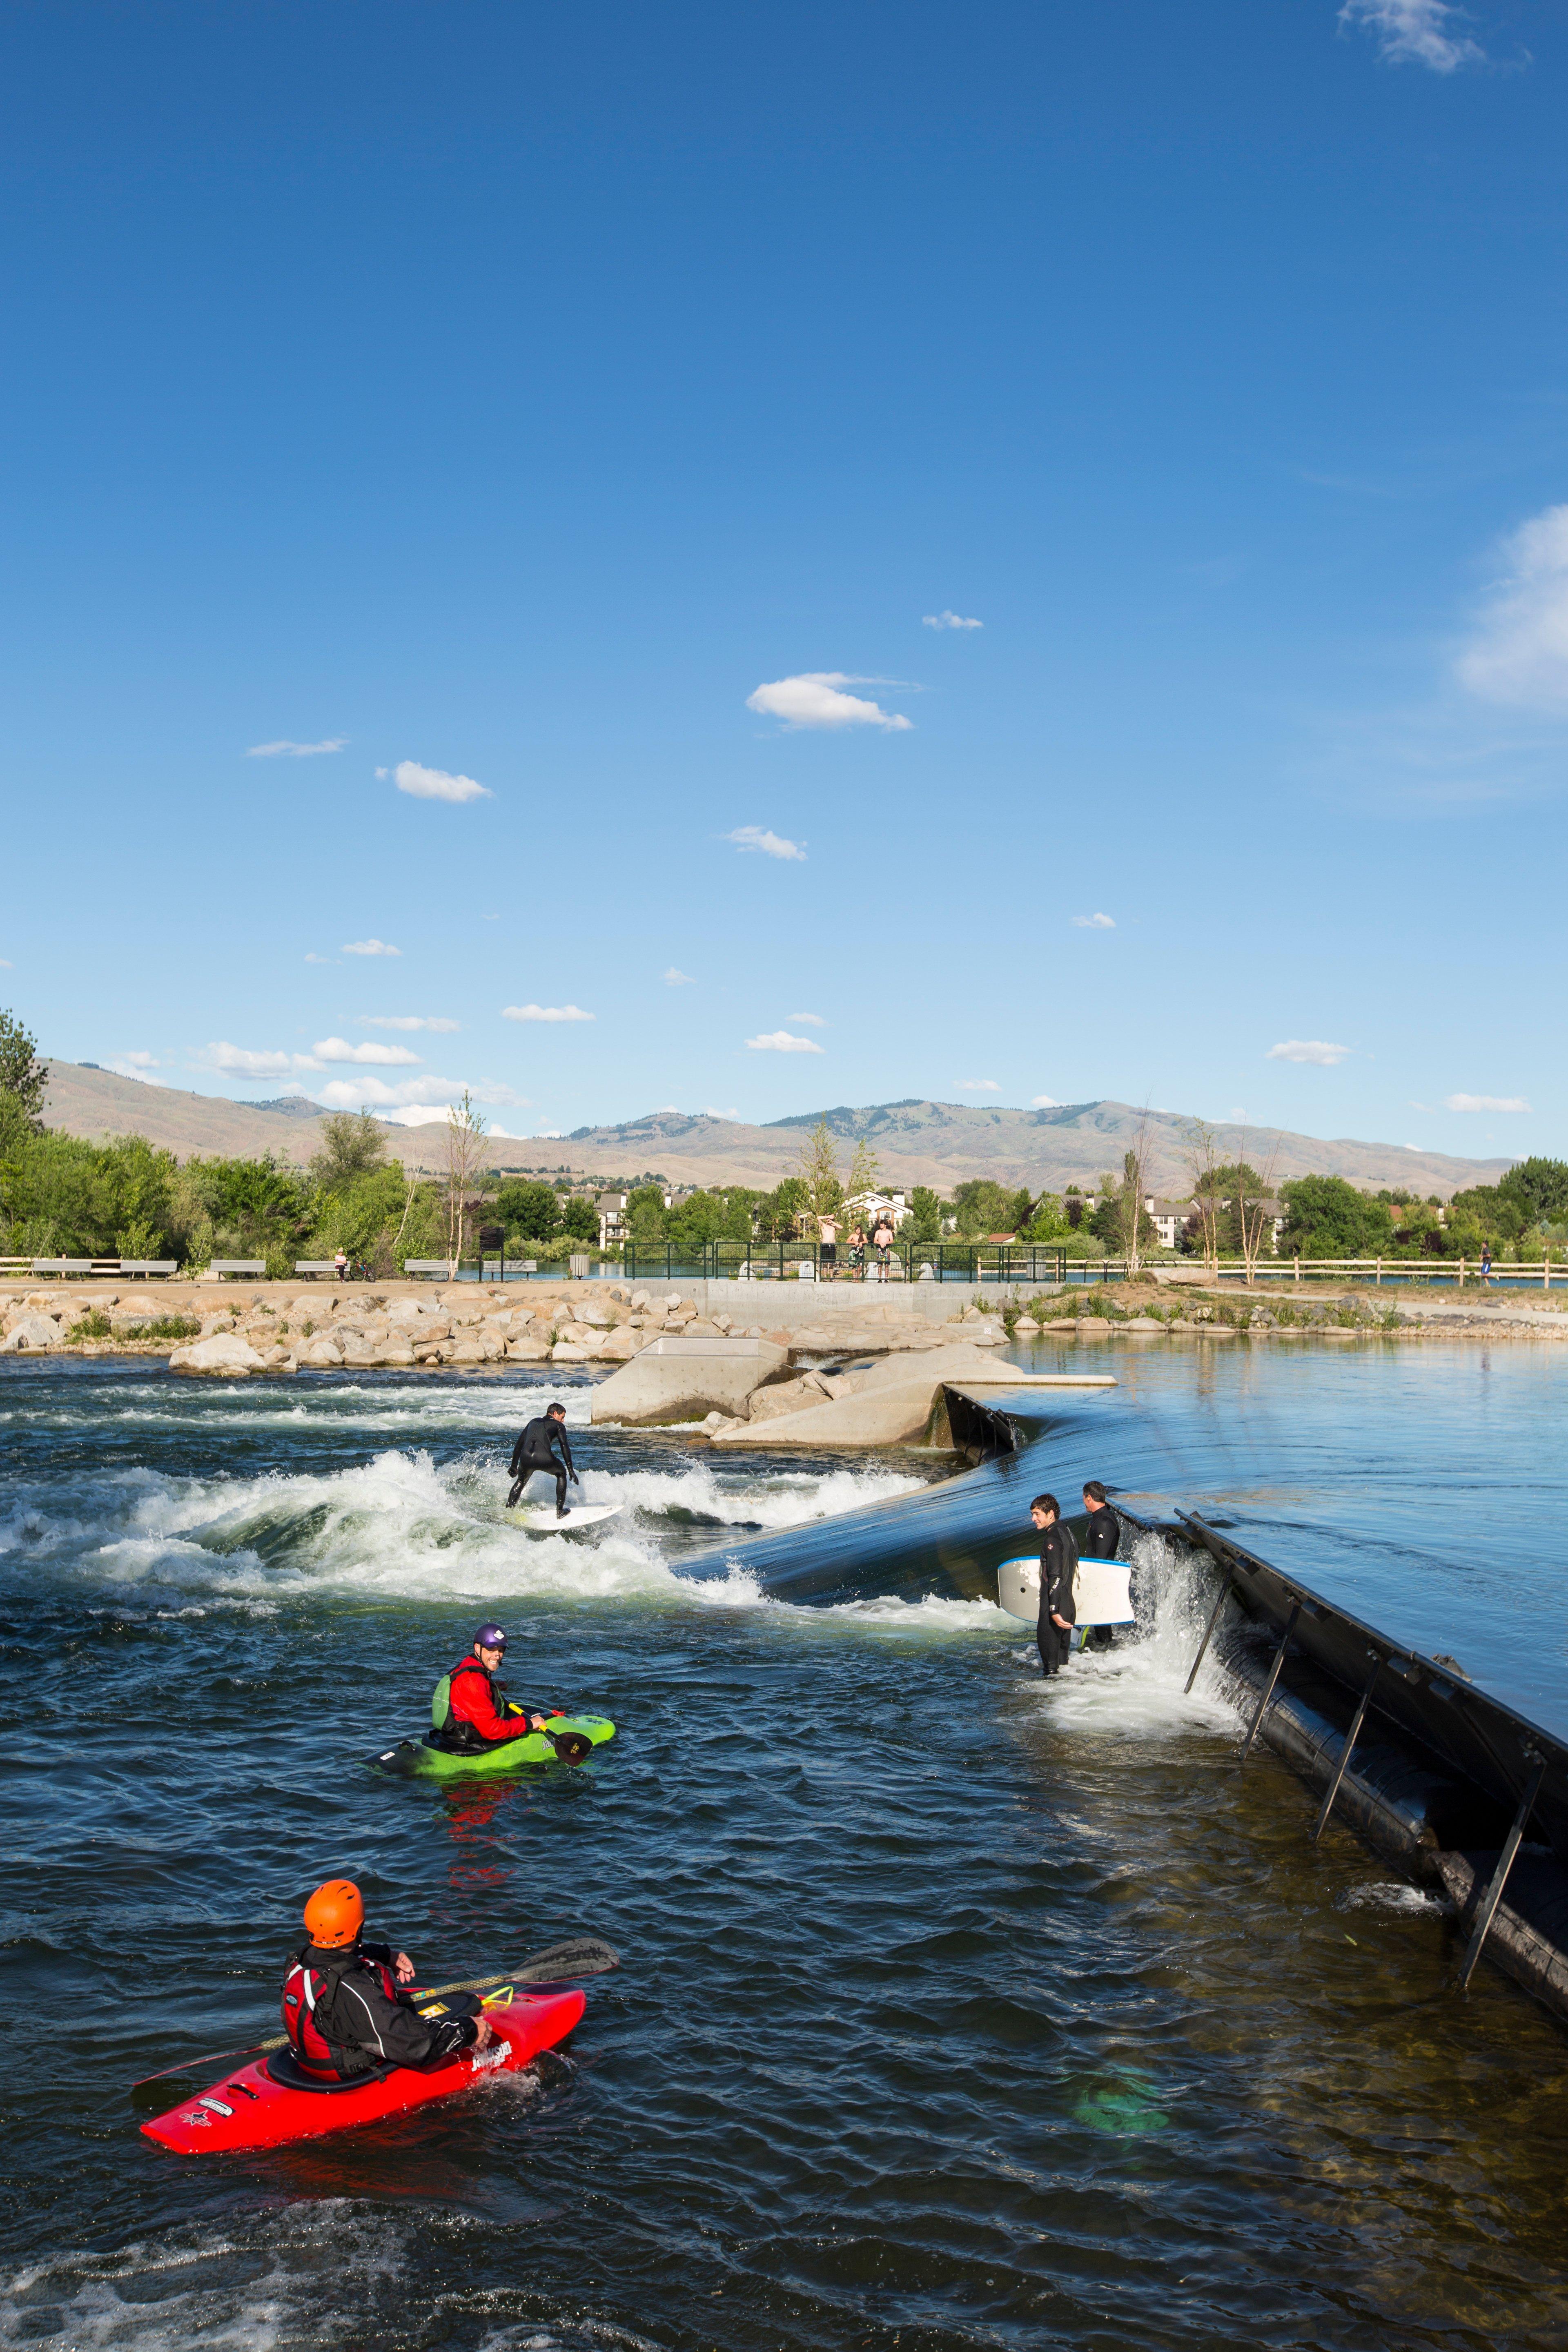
(1019, 1532, 1243, 1739)
(0, 1442, 929, 1621)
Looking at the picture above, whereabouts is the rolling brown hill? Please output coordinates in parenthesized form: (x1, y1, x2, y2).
(38, 1066, 1513, 1198)
(559, 1099, 1512, 1199)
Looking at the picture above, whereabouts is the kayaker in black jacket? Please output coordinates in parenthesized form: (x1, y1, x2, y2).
(508, 1401, 580, 1517)
(1031, 1492, 1078, 1679)
(281, 1879, 494, 2081)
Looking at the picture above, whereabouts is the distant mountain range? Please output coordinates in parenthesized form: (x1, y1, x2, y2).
(561, 1098, 1512, 1197)
(39, 1066, 1514, 1198)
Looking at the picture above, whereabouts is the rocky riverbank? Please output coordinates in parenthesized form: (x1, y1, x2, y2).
(0, 1280, 1012, 1375)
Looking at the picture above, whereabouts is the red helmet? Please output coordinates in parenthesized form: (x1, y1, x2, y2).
(303, 1878, 364, 1949)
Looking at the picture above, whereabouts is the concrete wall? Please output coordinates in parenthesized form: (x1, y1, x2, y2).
(619, 1277, 1068, 1325)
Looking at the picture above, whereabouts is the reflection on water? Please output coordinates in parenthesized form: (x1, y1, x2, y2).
(3, 1352, 1567, 2352)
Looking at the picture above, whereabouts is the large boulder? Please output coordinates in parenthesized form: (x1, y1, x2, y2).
(168, 1333, 266, 1377)
(596, 1326, 644, 1360)
(709, 1343, 1046, 1449)
(299, 1337, 345, 1366)
(506, 1334, 552, 1361)
(590, 1335, 788, 1425)
(0, 1313, 64, 1352)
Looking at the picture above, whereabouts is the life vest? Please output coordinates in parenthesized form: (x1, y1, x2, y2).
(281, 1946, 397, 2079)
(432, 1656, 512, 1753)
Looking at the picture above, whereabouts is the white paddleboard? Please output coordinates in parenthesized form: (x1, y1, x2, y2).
(997, 1554, 1135, 1627)
(508, 1501, 625, 1532)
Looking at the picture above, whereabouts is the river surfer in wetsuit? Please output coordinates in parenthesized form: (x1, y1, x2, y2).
(508, 1401, 579, 1517)
(1081, 1481, 1118, 1557)
(281, 1878, 495, 2081)
(1031, 1492, 1078, 1678)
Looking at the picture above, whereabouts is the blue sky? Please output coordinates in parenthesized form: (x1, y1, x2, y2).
(2, 0, 1565, 1160)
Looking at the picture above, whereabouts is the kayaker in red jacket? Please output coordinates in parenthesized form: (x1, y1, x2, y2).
(437, 1623, 550, 1752)
(281, 1879, 495, 2080)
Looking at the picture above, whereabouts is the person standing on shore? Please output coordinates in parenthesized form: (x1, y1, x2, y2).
(819, 1212, 839, 1280)
(1031, 1492, 1077, 1678)
(872, 1213, 895, 1281)
(1481, 1242, 1493, 1287)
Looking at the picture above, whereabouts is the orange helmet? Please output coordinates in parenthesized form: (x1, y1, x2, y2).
(303, 1878, 364, 1949)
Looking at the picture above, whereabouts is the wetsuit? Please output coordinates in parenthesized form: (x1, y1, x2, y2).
(508, 1413, 576, 1513)
(1082, 1503, 1119, 1559)
(1037, 1521, 1078, 1677)
(1079, 1503, 1119, 1649)
(281, 1940, 482, 2080)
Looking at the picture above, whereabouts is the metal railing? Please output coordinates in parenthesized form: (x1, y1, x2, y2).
(620, 1241, 1093, 1285)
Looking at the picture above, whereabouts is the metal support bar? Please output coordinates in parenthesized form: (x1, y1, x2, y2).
(1311, 1655, 1380, 1842)
(1239, 1599, 1301, 1764)
(1184, 1572, 1232, 1695)
(1458, 1756, 1546, 1991)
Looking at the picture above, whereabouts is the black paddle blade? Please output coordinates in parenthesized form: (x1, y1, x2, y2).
(546, 1729, 594, 1765)
(516, 1935, 619, 1982)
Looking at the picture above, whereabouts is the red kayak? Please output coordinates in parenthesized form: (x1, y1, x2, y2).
(141, 1984, 584, 2156)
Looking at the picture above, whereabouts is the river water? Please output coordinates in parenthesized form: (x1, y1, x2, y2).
(3, 1341, 1566, 2352)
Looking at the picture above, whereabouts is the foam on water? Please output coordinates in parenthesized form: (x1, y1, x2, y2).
(1018, 1531, 1244, 1738)
(0, 1437, 931, 1622)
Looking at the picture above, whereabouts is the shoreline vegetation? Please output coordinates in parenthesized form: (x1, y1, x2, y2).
(3, 1016, 1567, 1291)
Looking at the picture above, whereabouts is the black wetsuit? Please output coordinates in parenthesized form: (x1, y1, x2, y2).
(1082, 1504, 1118, 1557)
(508, 1414, 576, 1513)
(1037, 1521, 1078, 1677)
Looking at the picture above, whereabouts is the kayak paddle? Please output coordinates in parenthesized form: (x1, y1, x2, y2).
(130, 1934, 619, 2096)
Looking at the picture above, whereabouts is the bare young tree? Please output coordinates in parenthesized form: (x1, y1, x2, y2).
(1183, 1118, 1223, 1279)
(1117, 1106, 1157, 1277)
(1233, 1125, 1284, 1286)
(443, 1090, 488, 1276)
(795, 1117, 845, 1226)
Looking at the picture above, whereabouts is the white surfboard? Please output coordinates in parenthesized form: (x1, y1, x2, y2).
(507, 1501, 625, 1532)
(997, 1554, 1135, 1627)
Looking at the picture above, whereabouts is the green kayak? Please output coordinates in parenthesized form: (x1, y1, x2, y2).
(371, 1715, 616, 1778)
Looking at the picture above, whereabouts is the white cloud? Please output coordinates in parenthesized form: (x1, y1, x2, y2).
(313, 1074, 531, 1113)
(304, 953, 336, 965)
(787, 1011, 827, 1027)
(392, 760, 493, 804)
(343, 938, 401, 958)
(1444, 1092, 1531, 1113)
(1339, 0, 1484, 71)
(724, 826, 806, 862)
(501, 1003, 595, 1023)
(702, 1107, 740, 1120)
(746, 1030, 825, 1054)
(1267, 1040, 1351, 1067)
(312, 1036, 423, 1067)
(1457, 505, 1568, 708)
(193, 1042, 307, 1078)
(959, 1079, 1001, 1092)
(1071, 912, 1116, 930)
(357, 1015, 460, 1033)
(0, 958, 11, 969)
(664, 968, 696, 985)
(107, 1052, 163, 1082)
(247, 736, 347, 757)
(1031, 1094, 1060, 1108)
(922, 611, 983, 630)
(746, 674, 913, 731)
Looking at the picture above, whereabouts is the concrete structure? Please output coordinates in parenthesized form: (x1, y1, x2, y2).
(590, 1334, 788, 1425)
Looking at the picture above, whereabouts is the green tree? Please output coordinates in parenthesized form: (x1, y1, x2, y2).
(559, 1195, 599, 1243)
(626, 1183, 669, 1250)
(953, 1178, 1024, 1237)
(309, 1109, 389, 1191)
(1023, 1192, 1074, 1242)
(1497, 1157, 1568, 1229)
(495, 1178, 562, 1241)
(1278, 1175, 1395, 1259)
(0, 1009, 47, 1131)
(795, 1118, 844, 1225)
(755, 1177, 808, 1243)
(907, 1185, 942, 1243)
(846, 1134, 881, 1207)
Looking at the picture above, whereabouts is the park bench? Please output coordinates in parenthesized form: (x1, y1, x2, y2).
(294, 1261, 339, 1278)
(403, 1260, 457, 1280)
(205, 1260, 267, 1281)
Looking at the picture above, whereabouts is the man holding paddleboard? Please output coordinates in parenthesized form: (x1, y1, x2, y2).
(1031, 1492, 1078, 1677)
(508, 1401, 580, 1518)
(282, 1879, 496, 2080)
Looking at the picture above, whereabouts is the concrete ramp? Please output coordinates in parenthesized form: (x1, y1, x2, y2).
(590, 1334, 788, 1425)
